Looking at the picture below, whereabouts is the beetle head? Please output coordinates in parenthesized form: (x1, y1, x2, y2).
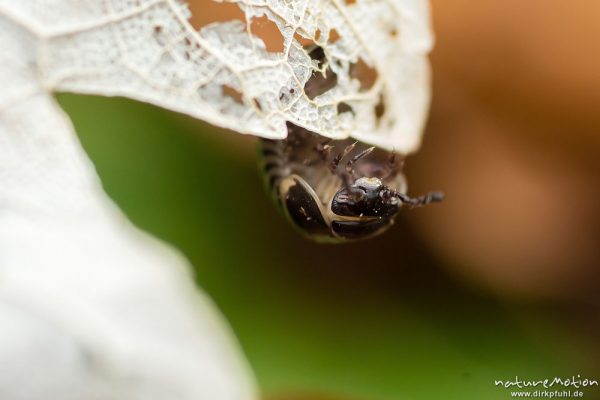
(331, 177, 401, 219)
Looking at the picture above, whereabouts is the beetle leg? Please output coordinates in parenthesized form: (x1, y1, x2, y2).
(304, 139, 334, 166)
(330, 141, 357, 174)
(384, 151, 397, 177)
(346, 146, 375, 179)
(330, 142, 359, 196)
(339, 172, 367, 201)
(315, 139, 333, 161)
(381, 150, 404, 181)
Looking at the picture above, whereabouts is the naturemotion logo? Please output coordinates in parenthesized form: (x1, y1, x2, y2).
(494, 375, 598, 398)
(495, 376, 599, 390)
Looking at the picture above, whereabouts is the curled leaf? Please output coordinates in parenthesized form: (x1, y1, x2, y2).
(4, 0, 433, 153)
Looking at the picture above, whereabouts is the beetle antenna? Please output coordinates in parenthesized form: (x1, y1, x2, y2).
(393, 190, 444, 208)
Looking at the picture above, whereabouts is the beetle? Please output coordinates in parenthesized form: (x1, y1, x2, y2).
(259, 124, 443, 242)
(258, 45, 443, 242)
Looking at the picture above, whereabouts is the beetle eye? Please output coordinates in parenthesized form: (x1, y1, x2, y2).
(352, 187, 368, 200)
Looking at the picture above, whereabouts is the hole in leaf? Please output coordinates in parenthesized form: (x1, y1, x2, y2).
(294, 32, 315, 47)
(250, 15, 285, 53)
(329, 29, 341, 43)
(188, 1, 245, 30)
(350, 58, 378, 91)
(222, 85, 244, 104)
(304, 46, 338, 99)
(305, 70, 338, 100)
(374, 94, 386, 122)
(188, 2, 283, 53)
(315, 29, 322, 42)
(337, 102, 354, 115)
(308, 46, 326, 69)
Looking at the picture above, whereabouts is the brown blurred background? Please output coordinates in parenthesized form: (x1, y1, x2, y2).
(413, 0, 600, 300)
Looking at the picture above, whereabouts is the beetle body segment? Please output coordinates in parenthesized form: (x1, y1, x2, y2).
(259, 124, 409, 242)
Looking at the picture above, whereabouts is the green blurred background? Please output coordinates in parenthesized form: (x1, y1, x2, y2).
(58, 93, 599, 400)
(54, 0, 600, 399)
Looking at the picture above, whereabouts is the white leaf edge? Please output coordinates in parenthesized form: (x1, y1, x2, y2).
(0, 4, 257, 400)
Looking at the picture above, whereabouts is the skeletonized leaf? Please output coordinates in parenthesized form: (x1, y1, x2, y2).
(2, 0, 433, 153)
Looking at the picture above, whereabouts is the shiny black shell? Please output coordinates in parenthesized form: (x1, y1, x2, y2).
(259, 124, 407, 243)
